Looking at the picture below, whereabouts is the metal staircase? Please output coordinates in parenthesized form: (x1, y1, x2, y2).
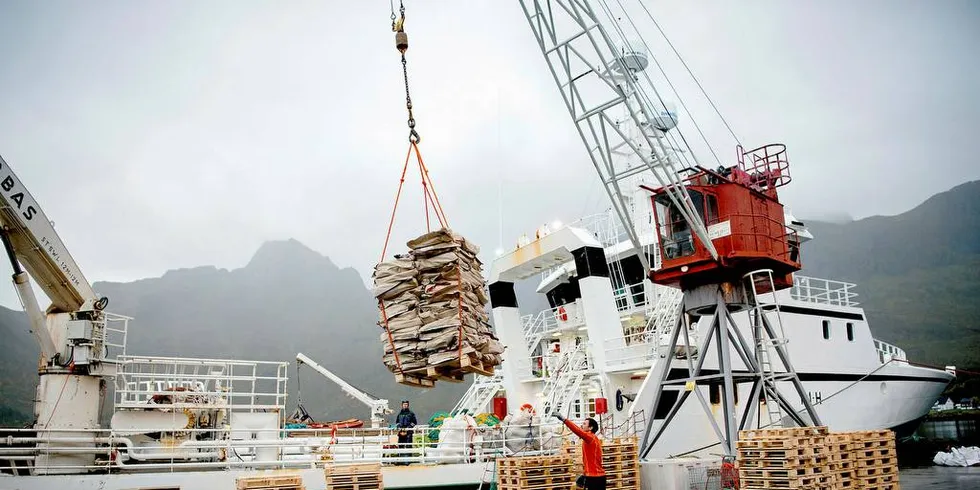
(647, 287, 683, 339)
(521, 311, 548, 353)
(452, 373, 504, 416)
(539, 345, 590, 418)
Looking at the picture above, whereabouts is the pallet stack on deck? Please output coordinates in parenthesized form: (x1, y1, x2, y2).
(736, 426, 837, 490)
(324, 462, 384, 490)
(235, 473, 305, 490)
(827, 433, 854, 489)
(496, 454, 575, 490)
(737, 427, 901, 490)
(839, 429, 900, 490)
(561, 436, 640, 490)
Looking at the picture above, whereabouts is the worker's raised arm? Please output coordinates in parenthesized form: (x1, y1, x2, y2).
(554, 413, 589, 440)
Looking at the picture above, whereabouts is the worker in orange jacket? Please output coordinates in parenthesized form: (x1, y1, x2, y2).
(555, 413, 606, 490)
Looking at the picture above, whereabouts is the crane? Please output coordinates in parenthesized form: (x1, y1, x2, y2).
(296, 352, 392, 429)
(0, 154, 129, 470)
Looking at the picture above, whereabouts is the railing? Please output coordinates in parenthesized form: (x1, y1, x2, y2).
(874, 340, 907, 364)
(521, 303, 584, 352)
(604, 333, 657, 369)
(101, 312, 131, 360)
(790, 275, 860, 307)
(114, 356, 289, 414)
(0, 418, 634, 474)
(613, 282, 650, 315)
(452, 373, 504, 416)
(515, 348, 595, 381)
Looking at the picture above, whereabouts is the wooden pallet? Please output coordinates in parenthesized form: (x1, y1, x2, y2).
(235, 474, 303, 490)
(496, 454, 576, 490)
(324, 462, 383, 490)
(561, 439, 640, 490)
(738, 426, 829, 439)
(393, 372, 434, 388)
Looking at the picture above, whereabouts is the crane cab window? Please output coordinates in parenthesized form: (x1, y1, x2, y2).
(655, 190, 704, 259)
(705, 194, 719, 224)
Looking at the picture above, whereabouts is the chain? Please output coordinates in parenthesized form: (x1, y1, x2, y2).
(402, 55, 419, 143)
(392, 0, 419, 143)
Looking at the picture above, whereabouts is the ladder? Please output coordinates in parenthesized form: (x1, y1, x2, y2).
(452, 373, 504, 416)
(745, 270, 789, 427)
(539, 346, 589, 418)
(649, 286, 683, 339)
(521, 311, 547, 352)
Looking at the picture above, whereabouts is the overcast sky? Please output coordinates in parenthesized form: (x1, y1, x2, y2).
(0, 0, 977, 310)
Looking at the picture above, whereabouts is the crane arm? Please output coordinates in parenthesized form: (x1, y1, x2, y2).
(296, 353, 391, 423)
(0, 155, 99, 313)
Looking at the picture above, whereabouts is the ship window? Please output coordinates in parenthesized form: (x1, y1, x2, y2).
(587, 398, 597, 417)
(822, 320, 831, 340)
(846, 323, 854, 342)
(710, 384, 720, 404)
(705, 194, 719, 224)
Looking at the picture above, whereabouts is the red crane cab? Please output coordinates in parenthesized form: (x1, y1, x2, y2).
(645, 144, 802, 292)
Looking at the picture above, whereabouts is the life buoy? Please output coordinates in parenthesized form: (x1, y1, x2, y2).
(556, 306, 568, 322)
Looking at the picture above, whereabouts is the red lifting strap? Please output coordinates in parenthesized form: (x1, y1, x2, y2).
(378, 141, 451, 375)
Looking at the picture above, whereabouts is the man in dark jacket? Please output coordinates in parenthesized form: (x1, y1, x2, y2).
(395, 400, 417, 449)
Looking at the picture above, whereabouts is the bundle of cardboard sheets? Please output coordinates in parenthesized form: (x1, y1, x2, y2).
(373, 228, 503, 385)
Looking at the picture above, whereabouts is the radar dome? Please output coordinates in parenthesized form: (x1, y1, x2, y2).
(610, 40, 649, 76)
(649, 101, 679, 132)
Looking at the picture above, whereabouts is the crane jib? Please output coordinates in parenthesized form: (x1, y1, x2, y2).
(0, 157, 95, 307)
(0, 173, 38, 221)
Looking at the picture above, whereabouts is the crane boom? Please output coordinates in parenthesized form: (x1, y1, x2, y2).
(0, 154, 98, 312)
(517, 0, 719, 268)
(296, 353, 392, 428)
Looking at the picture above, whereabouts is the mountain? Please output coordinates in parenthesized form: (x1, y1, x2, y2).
(0, 239, 468, 426)
(799, 180, 980, 369)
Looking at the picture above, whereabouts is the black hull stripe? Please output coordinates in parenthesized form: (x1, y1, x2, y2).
(778, 304, 865, 321)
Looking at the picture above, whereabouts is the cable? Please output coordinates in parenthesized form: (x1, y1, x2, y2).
(635, 0, 742, 147)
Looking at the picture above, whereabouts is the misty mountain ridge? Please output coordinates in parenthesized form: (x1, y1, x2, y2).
(2, 181, 979, 426)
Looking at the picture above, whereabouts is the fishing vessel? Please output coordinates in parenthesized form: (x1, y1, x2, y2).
(0, 1, 956, 489)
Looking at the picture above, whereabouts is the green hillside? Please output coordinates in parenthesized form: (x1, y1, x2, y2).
(801, 181, 980, 369)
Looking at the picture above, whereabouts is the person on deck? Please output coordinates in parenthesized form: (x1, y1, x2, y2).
(395, 400, 417, 449)
(554, 413, 606, 490)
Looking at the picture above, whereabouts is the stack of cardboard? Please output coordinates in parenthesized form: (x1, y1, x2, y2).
(373, 228, 503, 386)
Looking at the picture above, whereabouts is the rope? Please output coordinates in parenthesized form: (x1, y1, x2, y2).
(413, 141, 449, 228)
(633, 0, 742, 147)
(457, 264, 464, 364)
(379, 144, 415, 263)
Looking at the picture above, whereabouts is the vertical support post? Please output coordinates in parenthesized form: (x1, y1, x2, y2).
(715, 296, 738, 456)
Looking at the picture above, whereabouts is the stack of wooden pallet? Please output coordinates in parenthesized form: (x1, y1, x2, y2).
(737, 427, 901, 490)
(840, 429, 900, 490)
(827, 432, 854, 489)
(235, 473, 304, 490)
(324, 462, 383, 490)
(496, 454, 575, 490)
(736, 426, 837, 490)
(561, 436, 640, 490)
